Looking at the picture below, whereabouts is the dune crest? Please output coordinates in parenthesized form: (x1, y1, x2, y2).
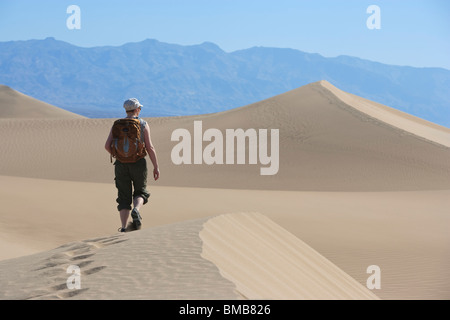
(0, 85, 84, 119)
(318, 80, 450, 147)
(0, 218, 240, 300)
(1, 81, 449, 191)
(200, 212, 379, 300)
(1, 80, 449, 300)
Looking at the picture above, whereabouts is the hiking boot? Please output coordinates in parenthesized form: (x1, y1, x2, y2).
(131, 208, 142, 229)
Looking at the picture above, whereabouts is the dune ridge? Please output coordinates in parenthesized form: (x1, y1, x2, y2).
(1, 80, 449, 300)
(319, 80, 450, 148)
(1, 175, 449, 299)
(0, 212, 380, 300)
(200, 212, 379, 300)
(0, 85, 85, 119)
(0, 81, 449, 191)
(0, 217, 240, 300)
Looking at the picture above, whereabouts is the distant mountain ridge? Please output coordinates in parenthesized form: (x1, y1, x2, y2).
(0, 37, 449, 127)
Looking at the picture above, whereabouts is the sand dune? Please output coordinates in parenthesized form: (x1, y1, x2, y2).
(0, 212, 379, 300)
(0, 81, 449, 191)
(319, 81, 450, 148)
(200, 212, 378, 300)
(1, 175, 448, 299)
(1, 80, 449, 300)
(0, 85, 85, 119)
(0, 217, 240, 300)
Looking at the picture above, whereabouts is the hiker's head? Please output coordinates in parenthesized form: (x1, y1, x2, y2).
(124, 98, 143, 115)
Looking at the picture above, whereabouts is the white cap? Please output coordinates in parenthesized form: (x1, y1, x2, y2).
(123, 98, 143, 111)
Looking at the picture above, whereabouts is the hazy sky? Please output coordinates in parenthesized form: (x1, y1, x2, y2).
(1, 0, 449, 70)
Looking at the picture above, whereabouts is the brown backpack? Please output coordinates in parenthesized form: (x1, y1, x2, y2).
(110, 118, 147, 163)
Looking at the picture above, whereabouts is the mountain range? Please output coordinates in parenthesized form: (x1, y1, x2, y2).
(0, 37, 449, 127)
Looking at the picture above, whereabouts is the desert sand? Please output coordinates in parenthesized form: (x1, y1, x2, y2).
(0, 85, 85, 119)
(0, 80, 449, 300)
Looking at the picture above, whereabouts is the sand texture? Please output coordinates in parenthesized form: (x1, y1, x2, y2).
(1, 80, 449, 300)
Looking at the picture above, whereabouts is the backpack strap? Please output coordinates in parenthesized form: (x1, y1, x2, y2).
(138, 118, 147, 143)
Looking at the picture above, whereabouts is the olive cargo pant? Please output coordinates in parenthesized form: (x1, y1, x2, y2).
(114, 158, 150, 211)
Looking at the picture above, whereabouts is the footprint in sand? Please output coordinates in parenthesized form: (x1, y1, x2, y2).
(27, 234, 128, 299)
